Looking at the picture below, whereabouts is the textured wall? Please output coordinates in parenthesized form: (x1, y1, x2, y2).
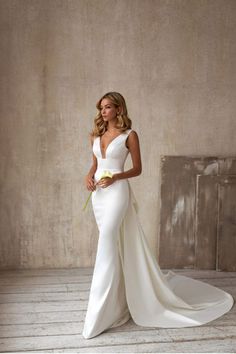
(0, 0, 236, 268)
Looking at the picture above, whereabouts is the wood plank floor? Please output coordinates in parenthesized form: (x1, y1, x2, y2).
(0, 268, 235, 353)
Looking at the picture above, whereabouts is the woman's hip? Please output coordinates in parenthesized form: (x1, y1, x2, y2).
(92, 180, 129, 227)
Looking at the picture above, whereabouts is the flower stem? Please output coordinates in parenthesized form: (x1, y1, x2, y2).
(82, 191, 92, 211)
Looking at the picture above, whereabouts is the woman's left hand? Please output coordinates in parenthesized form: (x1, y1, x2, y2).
(97, 176, 116, 188)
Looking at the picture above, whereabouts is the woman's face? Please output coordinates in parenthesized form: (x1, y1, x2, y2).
(100, 98, 119, 122)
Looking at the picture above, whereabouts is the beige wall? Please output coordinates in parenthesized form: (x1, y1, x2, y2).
(0, 0, 235, 268)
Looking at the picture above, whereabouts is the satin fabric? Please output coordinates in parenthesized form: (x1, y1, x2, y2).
(82, 129, 234, 339)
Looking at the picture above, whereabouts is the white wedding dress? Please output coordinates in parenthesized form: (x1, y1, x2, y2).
(82, 129, 234, 339)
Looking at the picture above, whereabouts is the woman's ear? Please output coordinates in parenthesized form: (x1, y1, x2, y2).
(117, 107, 123, 115)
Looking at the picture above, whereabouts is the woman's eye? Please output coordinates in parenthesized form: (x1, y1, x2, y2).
(100, 105, 111, 110)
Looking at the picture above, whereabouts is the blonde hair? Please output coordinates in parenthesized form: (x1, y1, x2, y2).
(91, 92, 132, 137)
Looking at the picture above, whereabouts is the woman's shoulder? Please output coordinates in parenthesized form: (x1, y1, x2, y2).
(125, 128, 139, 138)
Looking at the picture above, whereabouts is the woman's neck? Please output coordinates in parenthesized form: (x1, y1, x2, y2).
(106, 120, 118, 132)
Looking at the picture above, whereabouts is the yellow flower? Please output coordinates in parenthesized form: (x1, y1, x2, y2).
(82, 170, 113, 211)
(100, 170, 113, 179)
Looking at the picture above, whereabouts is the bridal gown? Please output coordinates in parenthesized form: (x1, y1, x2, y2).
(82, 128, 234, 339)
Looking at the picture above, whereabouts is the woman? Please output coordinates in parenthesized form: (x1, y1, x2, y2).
(82, 92, 234, 339)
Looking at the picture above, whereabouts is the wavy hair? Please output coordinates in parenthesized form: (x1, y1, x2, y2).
(91, 92, 132, 137)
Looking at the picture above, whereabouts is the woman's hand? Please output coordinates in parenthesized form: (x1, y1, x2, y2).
(85, 174, 96, 191)
(97, 175, 117, 188)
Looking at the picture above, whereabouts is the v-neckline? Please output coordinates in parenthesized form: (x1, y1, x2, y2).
(99, 133, 124, 159)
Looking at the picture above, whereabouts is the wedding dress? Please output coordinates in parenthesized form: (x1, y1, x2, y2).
(82, 128, 234, 339)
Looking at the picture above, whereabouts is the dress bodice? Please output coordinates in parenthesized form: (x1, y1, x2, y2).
(93, 129, 133, 175)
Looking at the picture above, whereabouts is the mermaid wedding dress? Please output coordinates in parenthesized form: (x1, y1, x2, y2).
(82, 129, 234, 339)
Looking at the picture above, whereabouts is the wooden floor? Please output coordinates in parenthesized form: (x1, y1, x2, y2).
(0, 268, 235, 353)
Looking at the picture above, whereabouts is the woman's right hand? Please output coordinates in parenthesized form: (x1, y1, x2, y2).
(85, 174, 96, 191)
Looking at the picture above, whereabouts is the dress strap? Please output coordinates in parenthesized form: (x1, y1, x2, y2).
(124, 129, 133, 149)
(126, 128, 133, 136)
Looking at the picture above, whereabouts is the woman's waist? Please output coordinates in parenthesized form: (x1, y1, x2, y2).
(94, 168, 123, 181)
(96, 157, 124, 171)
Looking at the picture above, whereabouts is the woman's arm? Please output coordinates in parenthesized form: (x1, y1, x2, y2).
(85, 136, 97, 191)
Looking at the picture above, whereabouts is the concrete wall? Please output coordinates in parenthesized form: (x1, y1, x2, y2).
(0, 0, 235, 268)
